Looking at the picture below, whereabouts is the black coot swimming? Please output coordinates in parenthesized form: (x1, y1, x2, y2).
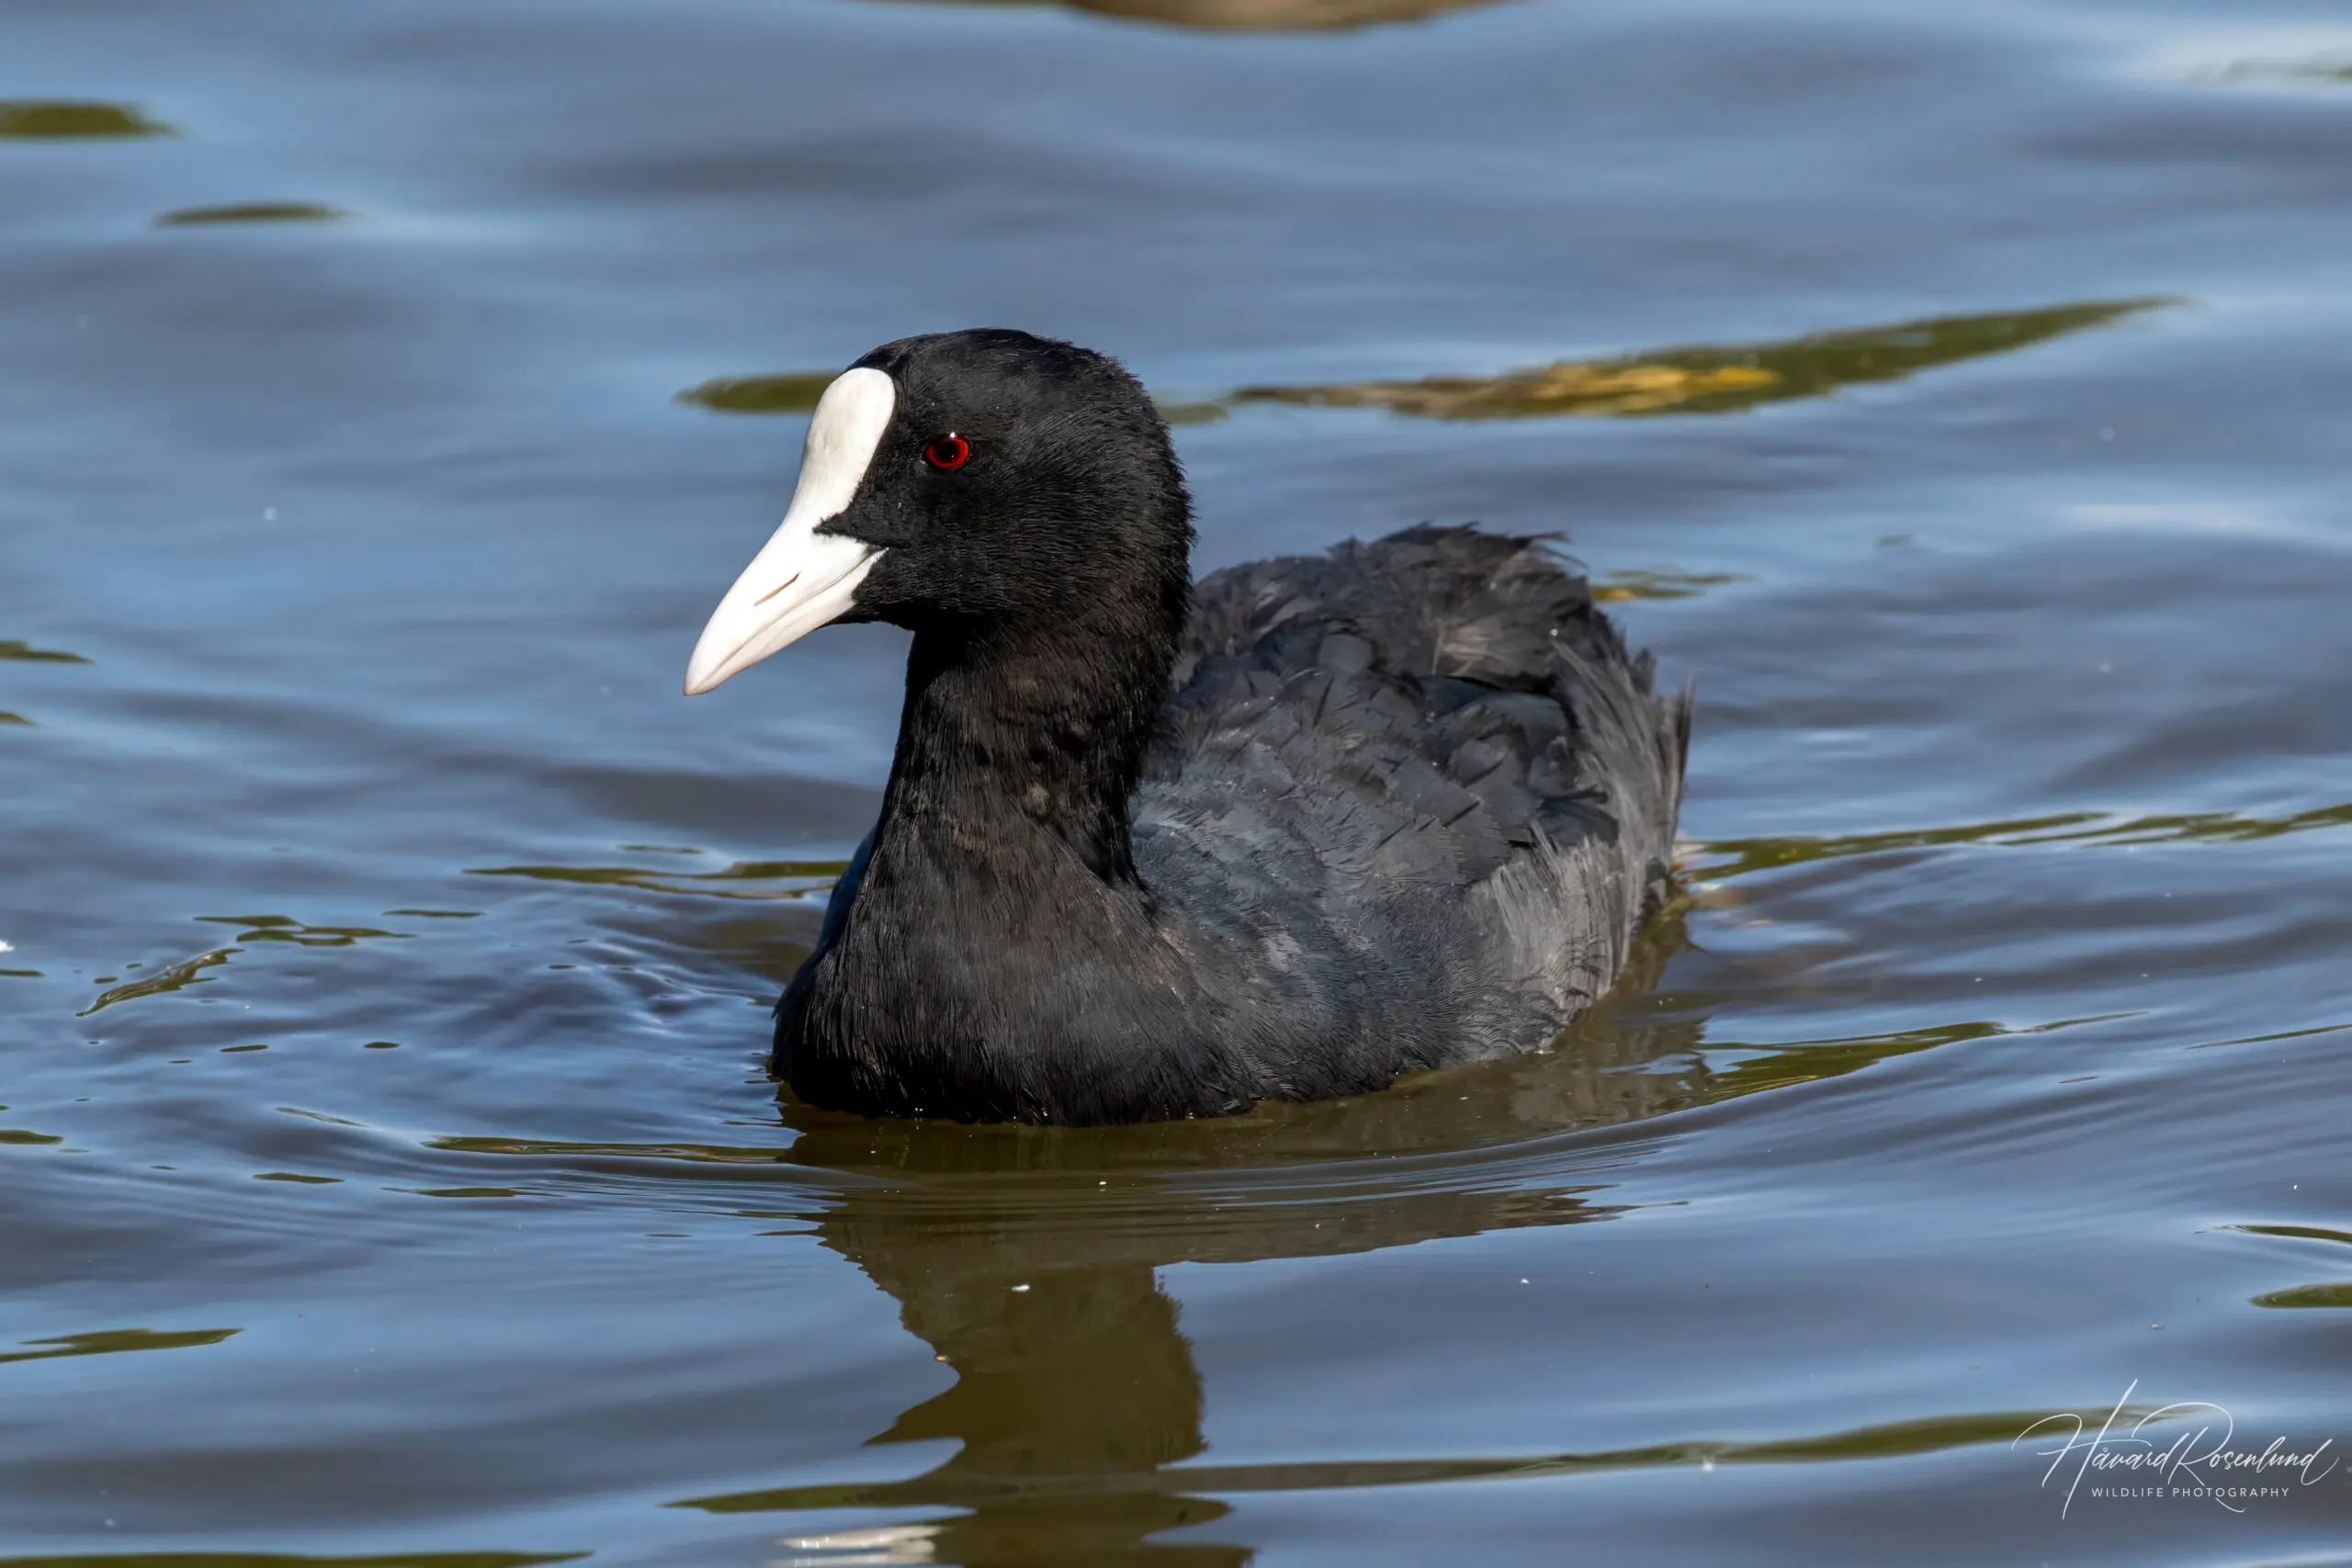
(686, 329, 1690, 1125)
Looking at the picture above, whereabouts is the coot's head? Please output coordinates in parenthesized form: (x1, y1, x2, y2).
(686, 329, 1193, 694)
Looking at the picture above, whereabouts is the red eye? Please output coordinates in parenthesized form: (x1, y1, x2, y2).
(923, 434, 969, 471)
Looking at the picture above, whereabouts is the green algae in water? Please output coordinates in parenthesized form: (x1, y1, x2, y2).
(2251, 1282, 2352, 1308)
(79, 947, 238, 1015)
(0, 1326, 237, 1366)
(2231, 1223, 2352, 1248)
(0, 640, 90, 663)
(1229, 299, 2171, 420)
(0, 641, 87, 730)
(0, 101, 172, 139)
(676, 371, 837, 414)
(156, 201, 348, 227)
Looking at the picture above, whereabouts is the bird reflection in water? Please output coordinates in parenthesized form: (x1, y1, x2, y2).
(674, 922, 1705, 1563)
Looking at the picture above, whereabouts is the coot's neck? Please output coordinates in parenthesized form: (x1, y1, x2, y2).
(874, 601, 1181, 888)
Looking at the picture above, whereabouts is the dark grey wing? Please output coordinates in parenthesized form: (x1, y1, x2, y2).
(1181, 523, 1618, 692)
(1144, 525, 1690, 1045)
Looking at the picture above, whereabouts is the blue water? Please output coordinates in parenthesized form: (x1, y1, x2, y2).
(5, 0, 2351, 1562)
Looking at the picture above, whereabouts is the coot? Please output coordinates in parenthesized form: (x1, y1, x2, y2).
(687, 329, 1689, 1125)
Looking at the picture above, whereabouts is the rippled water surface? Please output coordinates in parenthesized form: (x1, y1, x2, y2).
(6, 0, 2352, 1562)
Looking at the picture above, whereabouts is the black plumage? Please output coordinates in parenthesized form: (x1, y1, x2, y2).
(729, 329, 1690, 1125)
